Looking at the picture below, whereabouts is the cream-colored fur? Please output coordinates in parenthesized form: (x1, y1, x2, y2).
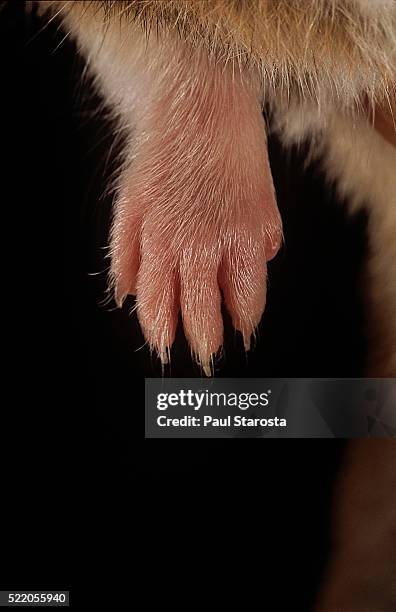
(322, 117, 396, 376)
(41, 1, 396, 110)
(273, 104, 396, 374)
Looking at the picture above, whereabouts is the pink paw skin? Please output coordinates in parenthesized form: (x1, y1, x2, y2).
(109, 44, 283, 375)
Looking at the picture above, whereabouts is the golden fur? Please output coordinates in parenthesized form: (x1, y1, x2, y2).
(43, 0, 396, 113)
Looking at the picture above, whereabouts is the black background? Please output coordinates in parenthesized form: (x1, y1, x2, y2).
(0, 1, 370, 608)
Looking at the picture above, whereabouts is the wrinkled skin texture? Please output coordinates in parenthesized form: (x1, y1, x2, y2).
(110, 51, 282, 372)
(50, 4, 283, 374)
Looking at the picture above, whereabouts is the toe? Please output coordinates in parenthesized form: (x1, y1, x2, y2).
(135, 238, 179, 362)
(109, 194, 142, 306)
(179, 247, 223, 375)
(219, 237, 267, 351)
